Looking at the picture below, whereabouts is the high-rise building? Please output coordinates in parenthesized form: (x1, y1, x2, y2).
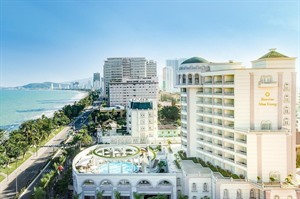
(162, 66, 173, 92)
(93, 72, 101, 90)
(177, 49, 297, 183)
(109, 77, 158, 106)
(166, 58, 186, 92)
(103, 57, 157, 96)
(126, 99, 158, 144)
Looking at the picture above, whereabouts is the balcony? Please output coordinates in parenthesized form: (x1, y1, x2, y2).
(204, 81, 212, 85)
(224, 92, 234, 96)
(224, 157, 235, 162)
(224, 81, 234, 85)
(213, 102, 222, 106)
(236, 161, 247, 167)
(224, 135, 234, 140)
(224, 124, 234, 129)
(236, 150, 247, 155)
(225, 146, 234, 151)
(214, 81, 222, 85)
(236, 138, 246, 144)
(224, 114, 234, 118)
(224, 103, 234, 107)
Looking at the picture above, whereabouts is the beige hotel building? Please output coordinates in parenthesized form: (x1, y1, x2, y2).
(177, 49, 299, 198)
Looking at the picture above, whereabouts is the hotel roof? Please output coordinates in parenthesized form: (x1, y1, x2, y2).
(258, 48, 289, 60)
(181, 57, 209, 64)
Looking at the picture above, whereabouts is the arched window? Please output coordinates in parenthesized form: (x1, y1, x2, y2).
(203, 183, 208, 192)
(284, 106, 289, 114)
(236, 189, 242, 199)
(284, 95, 289, 103)
(192, 183, 197, 192)
(192, 196, 196, 199)
(283, 118, 289, 126)
(83, 179, 95, 186)
(287, 196, 293, 199)
(188, 74, 193, 84)
(182, 74, 186, 84)
(223, 189, 229, 199)
(284, 83, 289, 91)
(274, 195, 280, 199)
(195, 74, 200, 84)
(250, 189, 255, 198)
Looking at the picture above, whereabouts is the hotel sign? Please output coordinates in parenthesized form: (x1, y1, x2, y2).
(258, 92, 277, 107)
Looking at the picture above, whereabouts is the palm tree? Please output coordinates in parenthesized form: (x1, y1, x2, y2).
(133, 192, 144, 199)
(96, 190, 104, 199)
(114, 190, 121, 199)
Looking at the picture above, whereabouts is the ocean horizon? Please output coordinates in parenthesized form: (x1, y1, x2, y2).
(0, 89, 88, 131)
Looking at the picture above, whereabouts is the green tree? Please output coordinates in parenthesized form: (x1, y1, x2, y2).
(32, 186, 46, 199)
(133, 192, 144, 199)
(159, 106, 180, 121)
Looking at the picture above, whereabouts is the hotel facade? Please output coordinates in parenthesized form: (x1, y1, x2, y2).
(177, 49, 299, 198)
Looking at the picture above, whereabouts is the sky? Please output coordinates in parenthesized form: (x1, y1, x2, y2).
(0, 0, 299, 87)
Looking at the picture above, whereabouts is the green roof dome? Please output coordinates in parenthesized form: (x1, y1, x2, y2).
(181, 57, 209, 64)
(259, 48, 288, 59)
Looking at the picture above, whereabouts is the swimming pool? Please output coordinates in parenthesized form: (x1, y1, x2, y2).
(99, 162, 138, 174)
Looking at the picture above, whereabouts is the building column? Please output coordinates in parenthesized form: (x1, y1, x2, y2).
(290, 72, 297, 175)
(250, 73, 255, 130)
(277, 72, 283, 129)
(257, 134, 262, 181)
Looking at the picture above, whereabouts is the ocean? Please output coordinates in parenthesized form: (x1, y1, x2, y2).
(0, 89, 87, 131)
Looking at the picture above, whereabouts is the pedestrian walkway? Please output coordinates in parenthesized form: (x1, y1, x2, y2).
(0, 126, 70, 197)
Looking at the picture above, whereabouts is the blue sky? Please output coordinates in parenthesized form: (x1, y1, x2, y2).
(1, 0, 299, 87)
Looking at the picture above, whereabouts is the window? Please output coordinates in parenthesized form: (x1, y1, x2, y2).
(284, 95, 289, 103)
(203, 183, 208, 192)
(236, 189, 242, 199)
(287, 196, 293, 199)
(284, 83, 289, 91)
(192, 196, 196, 199)
(250, 189, 255, 198)
(192, 183, 197, 192)
(274, 196, 279, 199)
(261, 120, 271, 130)
(177, 178, 181, 186)
(283, 118, 289, 126)
(284, 106, 289, 114)
(223, 189, 229, 199)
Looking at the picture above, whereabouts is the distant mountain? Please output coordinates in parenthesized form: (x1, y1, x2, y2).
(21, 82, 69, 89)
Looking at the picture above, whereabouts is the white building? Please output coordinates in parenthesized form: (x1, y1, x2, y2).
(109, 77, 158, 107)
(166, 58, 186, 92)
(126, 99, 158, 144)
(177, 49, 299, 198)
(72, 144, 178, 199)
(93, 73, 101, 90)
(163, 66, 173, 92)
(103, 57, 157, 96)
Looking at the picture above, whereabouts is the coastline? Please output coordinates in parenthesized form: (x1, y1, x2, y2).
(0, 90, 89, 131)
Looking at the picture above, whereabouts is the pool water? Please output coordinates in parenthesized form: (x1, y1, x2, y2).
(99, 162, 138, 174)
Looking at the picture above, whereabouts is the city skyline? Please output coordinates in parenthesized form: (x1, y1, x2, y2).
(1, 1, 299, 87)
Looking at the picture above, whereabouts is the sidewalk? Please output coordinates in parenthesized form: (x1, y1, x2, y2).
(0, 126, 70, 195)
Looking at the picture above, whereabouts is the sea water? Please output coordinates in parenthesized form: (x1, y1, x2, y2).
(0, 89, 87, 131)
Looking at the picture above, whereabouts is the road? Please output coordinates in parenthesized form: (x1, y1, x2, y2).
(0, 108, 94, 199)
